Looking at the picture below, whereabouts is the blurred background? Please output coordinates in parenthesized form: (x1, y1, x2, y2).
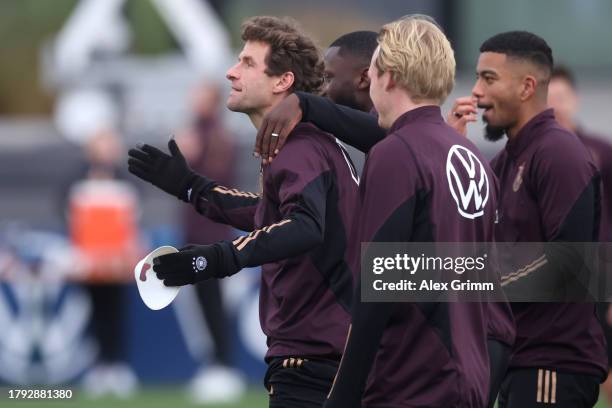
(0, 0, 610, 407)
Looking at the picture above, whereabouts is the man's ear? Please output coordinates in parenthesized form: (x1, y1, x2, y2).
(356, 67, 370, 90)
(520, 75, 537, 101)
(383, 71, 395, 92)
(274, 72, 295, 94)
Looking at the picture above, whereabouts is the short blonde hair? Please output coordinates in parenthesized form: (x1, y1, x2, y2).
(375, 15, 455, 104)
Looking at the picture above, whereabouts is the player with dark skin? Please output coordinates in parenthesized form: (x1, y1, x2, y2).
(321, 31, 376, 113)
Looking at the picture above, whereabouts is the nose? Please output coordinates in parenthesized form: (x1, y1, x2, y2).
(226, 63, 239, 81)
(471, 79, 483, 100)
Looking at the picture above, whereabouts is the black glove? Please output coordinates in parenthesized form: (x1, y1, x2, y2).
(153, 243, 239, 286)
(128, 139, 198, 202)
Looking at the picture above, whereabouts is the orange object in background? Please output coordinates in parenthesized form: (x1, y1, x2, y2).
(68, 179, 142, 282)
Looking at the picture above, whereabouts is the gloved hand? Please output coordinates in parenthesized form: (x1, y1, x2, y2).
(153, 244, 233, 286)
(128, 139, 197, 202)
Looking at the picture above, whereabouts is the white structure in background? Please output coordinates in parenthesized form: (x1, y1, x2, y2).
(45, 0, 241, 144)
(53, 0, 230, 80)
(54, 89, 119, 144)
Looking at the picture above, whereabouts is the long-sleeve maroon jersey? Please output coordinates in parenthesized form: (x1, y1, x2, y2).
(491, 109, 607, 379)
(328, 106, 498, 408)
(193, 123, 359, 361)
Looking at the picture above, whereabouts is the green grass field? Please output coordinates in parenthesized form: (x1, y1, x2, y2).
(1, 388, 609, 408)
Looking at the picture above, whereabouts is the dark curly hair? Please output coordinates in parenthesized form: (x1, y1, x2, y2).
(241, 16, 324, 94)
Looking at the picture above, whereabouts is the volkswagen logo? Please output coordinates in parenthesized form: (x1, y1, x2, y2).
(446, 145, 490, 219)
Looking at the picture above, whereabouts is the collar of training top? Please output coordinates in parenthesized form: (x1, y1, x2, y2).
(505, 108, 555, 158)
(388, 105, 443, 134)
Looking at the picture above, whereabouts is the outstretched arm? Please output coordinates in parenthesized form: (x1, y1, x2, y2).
(153, 136, 333, 286)
(128, 139, 259, 231)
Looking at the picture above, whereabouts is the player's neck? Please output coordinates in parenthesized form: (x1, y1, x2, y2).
(387, 95, 438, 127)
(248, 96, 286, 130)
(507, 102, 548, 140)
(356, 93, 374, 113)
(249, 105, 276, 130)
(249, 112, 265, 130)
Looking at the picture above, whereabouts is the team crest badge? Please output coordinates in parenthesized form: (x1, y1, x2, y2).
(193, 256, 208, 272)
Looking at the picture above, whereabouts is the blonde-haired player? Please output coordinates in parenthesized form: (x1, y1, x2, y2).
(319, 15, 499, 407)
